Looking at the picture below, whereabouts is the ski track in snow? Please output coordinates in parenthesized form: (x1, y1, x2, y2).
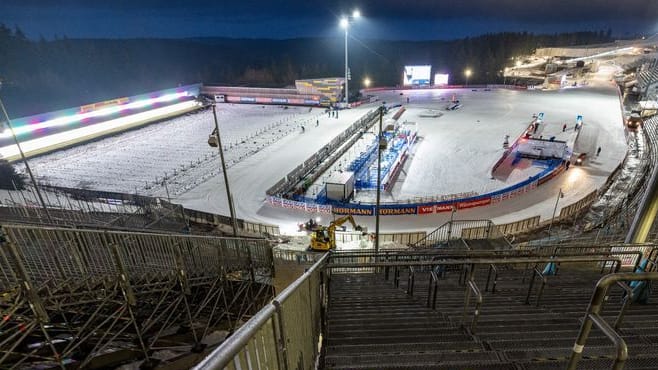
(15, 80, 628, 233)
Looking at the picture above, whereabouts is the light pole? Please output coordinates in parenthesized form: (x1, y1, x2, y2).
(211, 104, 238, 236)
(340, 9, 360, 108)
(546, 188, 563, 242)
(375, 104, 385, 254)
(464, 69, 472, 87)
(0, 94, 52, 222)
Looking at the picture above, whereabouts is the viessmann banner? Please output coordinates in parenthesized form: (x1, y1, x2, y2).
(331, 197, 493, 216)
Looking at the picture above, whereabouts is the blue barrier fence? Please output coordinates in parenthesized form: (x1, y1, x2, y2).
(269, 158, 566, 216)
(348, 138, 379, 181)
(356, 133, 411, 189)
(331, 158, 565, 215)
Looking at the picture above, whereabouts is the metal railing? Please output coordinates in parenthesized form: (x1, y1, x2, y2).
(460, 264, 483, 334)
(191, 248, 638, 369)
(485, 263, 499, 293)
(567, 272, 658, 370)
(2, 225, 273, 288)
(194, 254, 328, 370)
(525, 265, 548, 306)
(413, 219, 505, 248)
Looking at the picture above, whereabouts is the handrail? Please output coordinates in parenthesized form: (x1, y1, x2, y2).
(567, 272, 658, 370)
(525, 265, 547, 306)
(613, 281, 634, 330)
(407, 266, 415, 296)
(589, 313, 628, 370)
(485, 263, 498, 293)
(328, 255, 623, 269)
(460, 264, 483, 334)
(427, 271, 439, 309)
(193, 253, 329, 370)
(552, 247, 644, 272)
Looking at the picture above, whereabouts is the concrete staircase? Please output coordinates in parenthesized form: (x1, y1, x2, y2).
(322, 266, 658, 369)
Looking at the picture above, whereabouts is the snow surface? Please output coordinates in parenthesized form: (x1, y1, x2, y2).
(12, 78, 627, 234)
(17, 104, 323, 195)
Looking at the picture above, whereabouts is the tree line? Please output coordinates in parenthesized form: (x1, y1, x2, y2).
(0, 24, 614, 118)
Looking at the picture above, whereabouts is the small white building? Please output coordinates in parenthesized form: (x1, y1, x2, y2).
(325, 171, 355, 202)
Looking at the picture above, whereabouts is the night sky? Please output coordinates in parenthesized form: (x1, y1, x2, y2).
(2, 0, 657, 40)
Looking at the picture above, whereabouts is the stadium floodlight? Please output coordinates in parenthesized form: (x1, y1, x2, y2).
(0, 91, 191, 140)
(340, 10, 361, 107)
(0, 101, 197, 159)
(464, 69, 472, 86)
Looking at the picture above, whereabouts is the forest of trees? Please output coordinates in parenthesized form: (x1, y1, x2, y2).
(0, 24, 615, 118)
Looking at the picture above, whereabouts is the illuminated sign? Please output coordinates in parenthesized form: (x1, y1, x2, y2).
(403, 65, 432, 86)
(434, 73, 449, 85)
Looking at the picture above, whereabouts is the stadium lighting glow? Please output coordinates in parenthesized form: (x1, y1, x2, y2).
(340, 18, 349, 28)
(364, 77, 371, 87)
(352, 10, 361, 18)
(464, 69, 472, 86)
(0, 91, 191, 139)
(0, 100, 199, 160)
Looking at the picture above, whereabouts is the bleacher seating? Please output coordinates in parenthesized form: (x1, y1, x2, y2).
(635, 59, 658, 98)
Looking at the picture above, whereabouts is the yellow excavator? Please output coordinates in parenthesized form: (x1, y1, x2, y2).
(309, 215, 366, 252)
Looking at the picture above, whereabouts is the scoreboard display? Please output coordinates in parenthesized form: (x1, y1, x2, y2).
(403, 65, 431, 86)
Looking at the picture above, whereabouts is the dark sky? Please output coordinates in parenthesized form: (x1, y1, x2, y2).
(2, 0, 657, 40)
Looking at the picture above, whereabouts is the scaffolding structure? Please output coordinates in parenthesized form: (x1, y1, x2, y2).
(0, 225, 274, 369)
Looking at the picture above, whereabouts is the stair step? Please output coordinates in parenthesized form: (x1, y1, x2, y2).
(324, 332, 470, 346)
(325, 361, 517, 370)
(324, 341, 481, 355)
(324, 349, 499, 368)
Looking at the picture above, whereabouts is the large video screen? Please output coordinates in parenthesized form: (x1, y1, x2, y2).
(434, 73, 449, 86)
(403, 65, 431, 86)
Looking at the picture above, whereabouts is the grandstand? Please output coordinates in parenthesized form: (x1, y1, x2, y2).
(201, 77, 345, 107)
(635, 59, 658, 101)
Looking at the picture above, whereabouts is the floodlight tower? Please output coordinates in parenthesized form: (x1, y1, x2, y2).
(340, 9, 361, 107)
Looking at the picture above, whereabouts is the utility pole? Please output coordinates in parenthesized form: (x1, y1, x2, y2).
(211, 104, 238, 236)
(0, 95, 52, 222)
(375, 106, 385, 254)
